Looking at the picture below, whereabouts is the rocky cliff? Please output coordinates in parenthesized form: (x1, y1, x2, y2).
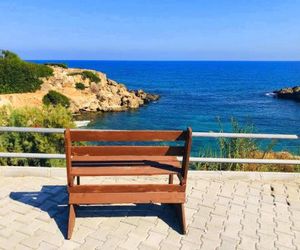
(0, 66, 159, 113)
(273, 86, 300, 102)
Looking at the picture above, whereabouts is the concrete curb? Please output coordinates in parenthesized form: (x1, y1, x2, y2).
(0, 166, 66, 178)
(1, 166, 300, 180)
(188, 170, 300, 181)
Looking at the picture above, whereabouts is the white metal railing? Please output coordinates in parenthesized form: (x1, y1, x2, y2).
(0, 126, 299, 165)
(193, 132, 299, 140)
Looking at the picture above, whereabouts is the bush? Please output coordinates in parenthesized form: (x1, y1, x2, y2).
(193, 118, 300, 172)
(2, 50, 20, 60)
(0, 105, 75, 167)
(0, 50, 53, 94)
(67, 72, 80, 76)
(27, 62, 53, 78)
(67, 71, 101, 83)
(75, 82, 86, 90)
(81, 71, 100, 83)
(43, 90, 70, 108)
(44, 63, 68, 69)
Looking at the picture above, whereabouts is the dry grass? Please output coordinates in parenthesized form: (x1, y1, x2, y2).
(193, 118, 300, 172)
(243, 151, 300, 172)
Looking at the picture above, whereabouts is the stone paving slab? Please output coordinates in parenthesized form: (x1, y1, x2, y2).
(0, 171, 300, 249)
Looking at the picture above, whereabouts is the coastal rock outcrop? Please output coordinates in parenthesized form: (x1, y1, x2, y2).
(135, 90, 160, 103)
(0, 66, 159, 113)
(273, 86, 300, 102)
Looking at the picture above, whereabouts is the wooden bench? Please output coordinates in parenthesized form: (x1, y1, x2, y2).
(64, 128, 192, 239)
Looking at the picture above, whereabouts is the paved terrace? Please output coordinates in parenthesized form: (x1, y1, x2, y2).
(1, 168, 300, 250)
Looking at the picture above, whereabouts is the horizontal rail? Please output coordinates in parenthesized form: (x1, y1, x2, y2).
(0, 127, 65, 133)
(0, 153, 299, 165)
(186, 157, 300, 165)
(0, 126, 299, 166)
(0, 152, 66, 159)
(0, 127, 299, 140)
(192, 132, 300, 140)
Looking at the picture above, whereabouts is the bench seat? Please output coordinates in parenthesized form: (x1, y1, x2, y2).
(70, 155, 181, 176)
(68, 184, 185, 193)
(68, 184, 186, 204)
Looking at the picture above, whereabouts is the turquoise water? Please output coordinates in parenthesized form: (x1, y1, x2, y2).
(35, 61, 300, 154)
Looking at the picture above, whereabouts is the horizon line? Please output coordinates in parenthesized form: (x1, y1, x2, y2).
(26, 59, 300, 62)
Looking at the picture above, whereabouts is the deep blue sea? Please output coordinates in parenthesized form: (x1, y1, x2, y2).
(35, 61, 300, 154)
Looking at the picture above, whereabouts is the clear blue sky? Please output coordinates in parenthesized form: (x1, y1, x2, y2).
(1, 0, 299, 60)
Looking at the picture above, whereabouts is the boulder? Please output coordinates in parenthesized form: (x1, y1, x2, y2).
(273, 86, 300, 102)
(135, 90, 160, 103)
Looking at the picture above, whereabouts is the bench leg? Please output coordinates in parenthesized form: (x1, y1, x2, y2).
(165, 175, 174, 206)
(168, 174, 174, 184)
(67, 204, 76, 239)
(76, 176, 80, 185)
(177, 203, 186, 234)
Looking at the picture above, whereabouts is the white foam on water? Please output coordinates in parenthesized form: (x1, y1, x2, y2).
(265, 92, 276, 97)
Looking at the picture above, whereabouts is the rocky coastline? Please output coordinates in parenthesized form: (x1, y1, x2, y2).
(273, 86, 300, 102)
(0, 66, 159, 113)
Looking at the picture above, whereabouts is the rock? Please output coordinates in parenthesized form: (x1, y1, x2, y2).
(89, 101, 100, 111)
(144, 93, 160, 103)
(273, 86, 300, 102)
(0, 66, 160, 113)
(135, 90, 160, 104)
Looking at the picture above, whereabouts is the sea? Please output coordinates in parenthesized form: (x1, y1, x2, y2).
(34, 61, 300, 154)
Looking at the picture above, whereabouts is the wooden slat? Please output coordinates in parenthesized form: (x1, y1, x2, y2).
(71, 146, 185, 156)
(70, 130, 187, 142)
(70, 166, 181, 176)
(71, 155, 180, 162)
(68, 184, 185, 193)
(69, 192, 186, 204)
(71, 160, 180, 168)
(72, 161, 181, 169)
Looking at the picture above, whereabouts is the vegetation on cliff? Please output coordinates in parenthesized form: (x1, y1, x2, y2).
(0, 50, 53, 94)
(68, 70, 101, 83)
(75, 82, 86, 90)
(44, 63, 68, 69)
(43, 90, 70, 108)
(0, 105, 74, 167)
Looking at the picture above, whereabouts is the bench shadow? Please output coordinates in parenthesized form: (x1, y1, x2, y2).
(10, 185, 181, 239)
(72, 160, 180, 172)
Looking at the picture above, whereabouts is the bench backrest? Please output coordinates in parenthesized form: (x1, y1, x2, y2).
(64, 128, 192, 185)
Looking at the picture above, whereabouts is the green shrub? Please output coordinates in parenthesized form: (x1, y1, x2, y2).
(192, 118, 300, 172)
(2, 50, 20, 60)
(0, 105, 75, 167)
(75, 82, 86, 90)
(194, 118, 258, 171)
(27, 62, 53, 78)
(67, 72, 80, 76)
(81, 71, 100, 83)
(67, 71, 100, 83)
(43, 90, 70, 108)
(44, 63, 68, 69)
(0, 50, 53, 94)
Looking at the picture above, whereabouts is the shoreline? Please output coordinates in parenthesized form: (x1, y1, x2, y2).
(0, 65, 159, 113)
